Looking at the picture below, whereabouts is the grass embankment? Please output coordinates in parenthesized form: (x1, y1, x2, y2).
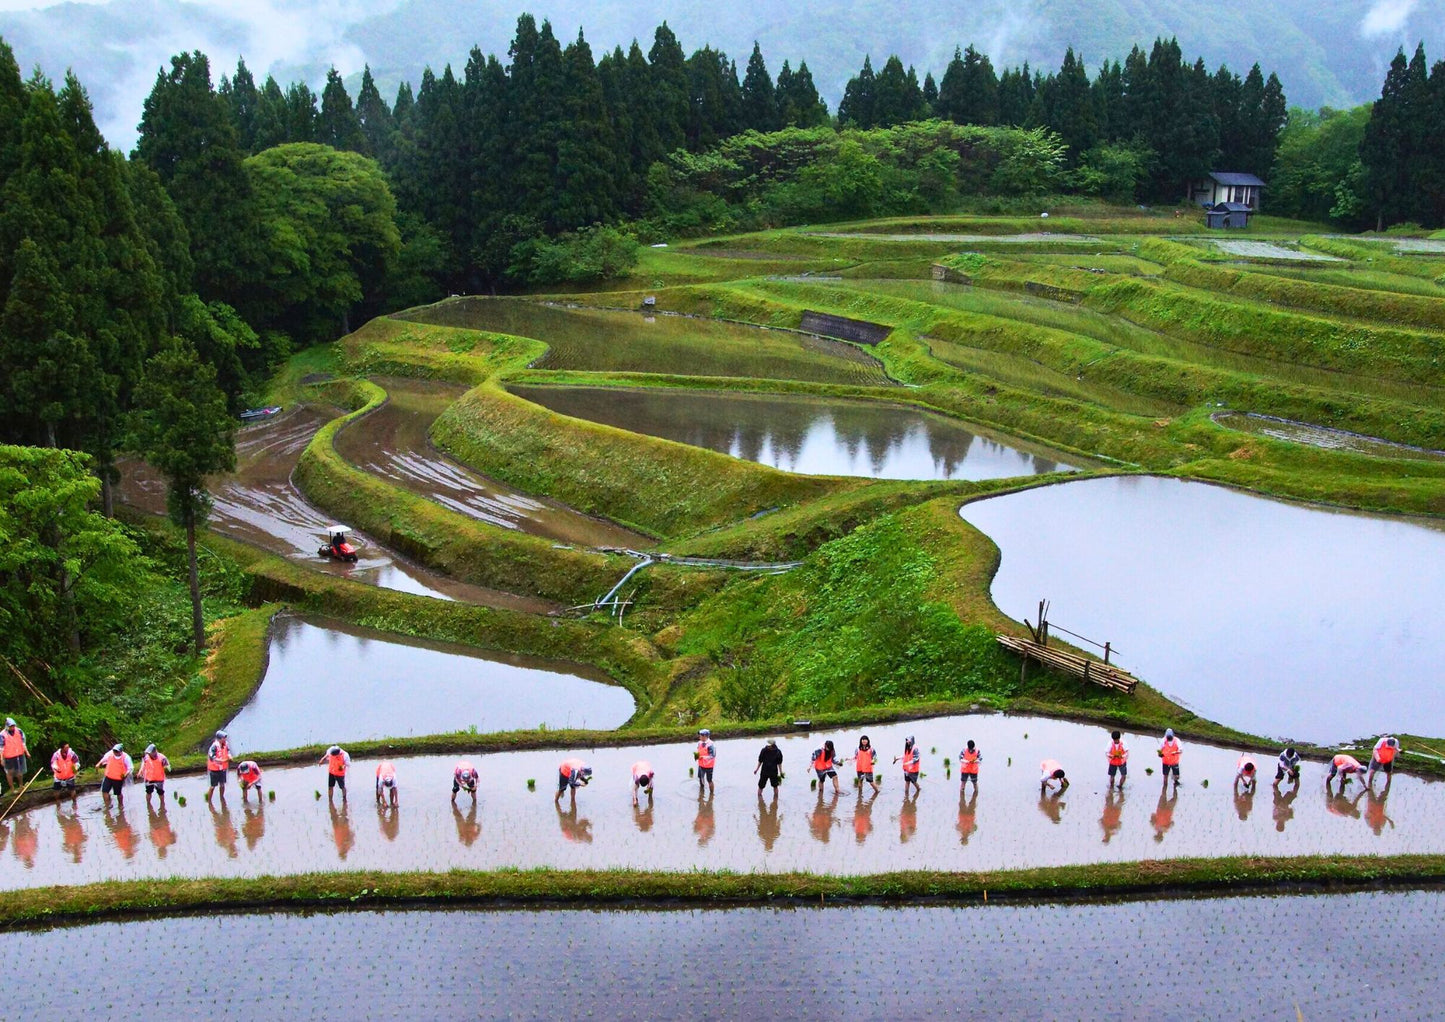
(291, 376, 630, 607)
(7, 855, 1444, 928)
(430, 379, 856, 539)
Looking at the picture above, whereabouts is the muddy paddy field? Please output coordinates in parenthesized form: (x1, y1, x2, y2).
(2, 714, 1439, 889)
(7, 890, 1441, 1017)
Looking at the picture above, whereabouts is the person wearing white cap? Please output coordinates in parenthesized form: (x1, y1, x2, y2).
(135, 744, 171, 804)
(96, 743, 133, 807)
(2, 717, 28, 792)
(1157, 729, 1183, 789)
(320, 745, 351, 802)
(206, 729, 232, 802)
(695, 729, 716, 794)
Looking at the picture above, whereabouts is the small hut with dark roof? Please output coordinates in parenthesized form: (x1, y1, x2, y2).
(1187, 172, 1264, 210)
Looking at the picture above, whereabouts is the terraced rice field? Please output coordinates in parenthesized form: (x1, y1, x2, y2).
(7, 891, 1441, 1016)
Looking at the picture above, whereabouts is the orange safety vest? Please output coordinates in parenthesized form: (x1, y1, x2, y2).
(208, 740, 230, 772)
(1041, 759, 1063, 777)
(327, 752, 348, 777)
(901, 747, 920, 773)
(632, 761, 653, 782)
(140, 754, 167, 782)
(1107, 742, 1128, 766)
(1376, 742, 1397, 764)
(1237, 756, 1255, 775)
(376, 761, 396, 782)
(560, 758, 585, 779)
(962, 749, 981, 774)
(103, 753, 128, 781)
(812, 748, 834, 771)
(696, 741, 716, 769)
(51, 750, 77, 780)
(1160, 739, 1181, 766)
(855, 747, 874, 772)
(1333, 754, 1362, 771)
(238, 762, 261, 784)
(2, 727, 25, 757)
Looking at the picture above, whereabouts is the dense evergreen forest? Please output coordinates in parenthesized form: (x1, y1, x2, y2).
(0, 14, 1443, 746)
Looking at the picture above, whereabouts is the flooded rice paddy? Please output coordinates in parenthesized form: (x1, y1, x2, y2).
(1, 714, 1439, 890)
(1209, 239, 1344, 261)
(960, 476, 1445, 742)
(223, 615, 635, 749)
(403, 298, 891, 385)
(7, 889, 1440, 1017)
(512, 385, 1076, 480)
(1214, 410, 1445, 461)
(118, 407, 553, 612)
(332, 376, 646, 548)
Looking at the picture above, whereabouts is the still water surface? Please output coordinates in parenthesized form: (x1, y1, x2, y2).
(513, 385, 1075, 480)
(223, 615, 635, 749)
(5, 890, 1436, 1018)
(960, 476, 1445, 741)
(0, 714, 1435, 890)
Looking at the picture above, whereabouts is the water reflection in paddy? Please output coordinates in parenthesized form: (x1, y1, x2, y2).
(223, 615, 636, 750)
(7, 890, 1438, 1017)
(2, 714, 1439, 890)
(960, 476, 1445, 742)
(513, 385, 1075, 480)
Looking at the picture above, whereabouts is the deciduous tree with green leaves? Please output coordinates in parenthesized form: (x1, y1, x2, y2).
(127, 341, 235, 651)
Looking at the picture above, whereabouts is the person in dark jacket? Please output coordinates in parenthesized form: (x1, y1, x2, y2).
(754, 739, 783, 793)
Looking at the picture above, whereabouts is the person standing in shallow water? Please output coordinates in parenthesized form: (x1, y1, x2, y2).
(1106, 731, 1128, 790)
(894, 736, 922, 793)
(320, 745, 350, 803)
(754, 738, 783, 793)
(854, 735, 880, 793)
(695, 729, 716, 795)
(959, 739, 982, 791)
(1157, 729, 1182, 790)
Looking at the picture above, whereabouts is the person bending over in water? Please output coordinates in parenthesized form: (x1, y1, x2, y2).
(452, 761, 479, 803)
(1040, 759, 1069, 794)
(1367, 736, 1401, 789)
(1274, 747, 1301, 786)
(631, 760, 655, 805)
(236, 760, 263, 801)
(375, 760, 399, 807)
(556, 758, 592, 804)
(1327, 753, 1367, 791)
(1234, 755, 1258, 793)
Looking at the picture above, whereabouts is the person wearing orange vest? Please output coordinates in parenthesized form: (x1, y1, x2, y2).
(2, 717, 29, 792)
(1327, 752, 1367, 791)
(375, 759, 399, 806)
(50, 742, 80, 794)
(136, 744, 171, 804)
(695, 729, 716, 794)
(555, 758, 592, 803)
(96, 743, 132, 807)
(206, 730, 232, 801)
(812, 740, 844, 793)
(959, 739, 982, 791)
(236, 760, 263, 800)
(893, 736, 922, 793)
(1368, 736, 1401, 788)
(1157, 729, 1182, 789)
(1106, 731, 1129, 790)
(1235, 754, 1258, 794)
(854, 735, 879, 793)
(631, 760, 655, 805)
(452, 760, 479, 803)
(1040, 758, 1069, 793)
(320, 745, 351, 801)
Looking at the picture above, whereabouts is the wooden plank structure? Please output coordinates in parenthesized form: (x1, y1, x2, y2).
(997, 599, 1140, 695)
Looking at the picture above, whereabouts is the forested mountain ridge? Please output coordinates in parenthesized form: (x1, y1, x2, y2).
(0, 0, 1439, 147)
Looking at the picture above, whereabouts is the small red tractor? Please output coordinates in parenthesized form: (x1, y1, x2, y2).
(318, 526, 359, 563)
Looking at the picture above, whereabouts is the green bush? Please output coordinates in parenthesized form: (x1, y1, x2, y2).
(509, 225, 641, 286)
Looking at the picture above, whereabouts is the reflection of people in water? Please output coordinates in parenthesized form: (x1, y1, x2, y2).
(1149, 787, 1177, 843)
(329, 802, 355, 859)
(1037, 790, 1066, 826)
(1271, 780, 1299, 833)
(377, 804, 400, 843)
(756, 790, 782, 852)
(853, 787, 877, 845)
(1099, 788, 1124, 844)
(956, 787, 978, 846)
(1233, 776, 1255, 823)
(809, 789, 839, 844)
(899, 790, 919, 843)
(693, 790, 716, 847)
(1325, 787, 1362, 820)
(9, 814, 37, 868)
(241, 800, 265, 851)
(210, 801, 239, 859)
(105, 804, 139, 860)
(1358, 787, 1395, 837)
(556, 801, 593, 844)
(632, 797, 655, 833)
(452, 802, 481, 847)
(147, 803, 177, 859)
(57, 801, 86, 863)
